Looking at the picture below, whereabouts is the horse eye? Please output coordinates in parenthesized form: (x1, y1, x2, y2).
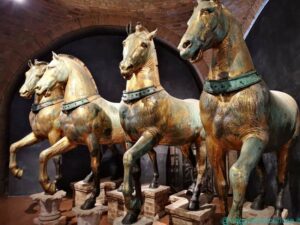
(141, 42, 148, 48)
(122, 41, 126, 46)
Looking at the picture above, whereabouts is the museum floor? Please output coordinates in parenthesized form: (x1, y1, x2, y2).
(0, 196, 225, 225)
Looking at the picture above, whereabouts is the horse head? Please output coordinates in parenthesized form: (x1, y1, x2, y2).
(35, 52, 69, 96)
(178, 0, 230, 62)
(119, 22, 157, 80)
(19, 59, 48, 99)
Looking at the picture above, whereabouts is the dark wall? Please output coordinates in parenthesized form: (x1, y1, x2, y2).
(8, 29, 202, 195)
(246, 0, 300, 217)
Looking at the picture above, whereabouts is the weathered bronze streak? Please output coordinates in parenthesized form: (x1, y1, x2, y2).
(178, 0, 300, 224)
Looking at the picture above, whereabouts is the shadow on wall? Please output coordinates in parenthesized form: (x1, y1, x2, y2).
(8, 29, 202, 195)
(246, 0, 300, 217)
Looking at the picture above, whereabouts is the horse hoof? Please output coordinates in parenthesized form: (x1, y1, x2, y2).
(122, 211, 139, 225)
(250, 196, 265, 210)
(81, 198, 96, 210)
(188, 200, 199, 211)
(11, 167, 24, 179)
(149, 181, 159, 189)
(44, 182, 57, 195)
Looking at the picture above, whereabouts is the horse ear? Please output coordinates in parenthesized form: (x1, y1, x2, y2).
(126, 22, 133, 35)
(28, 60, 33, 68)
(147, 29, 158, 40)
(52, 51, 59, 60)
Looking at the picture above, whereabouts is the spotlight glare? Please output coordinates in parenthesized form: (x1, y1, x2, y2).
(13, 0, 25, 4)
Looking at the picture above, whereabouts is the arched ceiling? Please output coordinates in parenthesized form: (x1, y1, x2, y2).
(0, 0, 266, 101)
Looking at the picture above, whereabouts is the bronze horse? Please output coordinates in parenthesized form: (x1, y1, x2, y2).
(119, 23, 208, 224)
(34, 53, 168, 209)
(178, 0, 300, 224)
(9, 60, 63, 182)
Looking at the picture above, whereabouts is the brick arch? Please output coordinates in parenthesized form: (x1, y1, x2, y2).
(0, 14, 207, 194)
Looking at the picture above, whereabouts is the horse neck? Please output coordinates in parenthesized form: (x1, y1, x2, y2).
(208, 15, 255, 80)
(34, 84, 64, 104)
(63, 60, 99, 103)
(126, 48, 161, 92)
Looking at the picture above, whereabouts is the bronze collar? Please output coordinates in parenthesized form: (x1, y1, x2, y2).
(31, 97, 64, 113)
(122, 86, 162, 103)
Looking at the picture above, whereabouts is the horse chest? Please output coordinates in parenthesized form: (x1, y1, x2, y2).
(119, 99, 159, 139)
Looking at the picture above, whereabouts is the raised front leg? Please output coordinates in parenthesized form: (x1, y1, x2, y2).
(189, 139, 207, 210)
(39, 137, 75, 194)
(9, 132, 40, 178)
(148, 149, 159, 189)
(228, 136, 266, 225)
(122, 130, 159, 225)
(81, 134, 103, 210)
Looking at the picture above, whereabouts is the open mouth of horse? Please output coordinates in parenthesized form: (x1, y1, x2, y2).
(189, 48, 203, 63)
(121, 72, 133, 80)
(20, 91, 33, 99)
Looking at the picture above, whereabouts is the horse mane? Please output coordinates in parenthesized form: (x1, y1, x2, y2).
(57, 54, 99, 93)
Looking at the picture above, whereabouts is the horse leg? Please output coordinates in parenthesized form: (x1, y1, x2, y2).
(39, 137, 75, 194)
(9, 132, 40, 178)
(122, 130, 159, 225)
(48, 130, 63, 182)
(81, 134, 103, 210)
(269, 140, 293, 225)
(188, 138, 207, 210)
(228, 136, 266, 225)
(181, 143, 196, 195)
(148, 149, 159, 188)
(251, 158, 266, 210)
(206, 137, 229, 215)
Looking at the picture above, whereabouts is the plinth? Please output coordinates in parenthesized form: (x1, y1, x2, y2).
(72, 205, 107, 225)
(242, 201, 289, 225)
(166, 191, 216, 225)
(73, 177, 122, 207)
(107, 184, 170, 224)
(31, 190, 66, 225)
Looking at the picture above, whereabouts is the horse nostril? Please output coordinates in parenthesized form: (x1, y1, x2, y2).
(35, 85, 41, 90)
(127, 64, 133, 70)
(183, 40, 192, 49)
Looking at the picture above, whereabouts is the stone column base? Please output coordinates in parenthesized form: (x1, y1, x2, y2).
(31, 190, 66, 225)
(72, 205, 107, 225)
(165, 191, 216, 225)
(242, 201, 289, 225)
(73, 177, 122, 207)
(113, 216, 153, 225)
(107, 184, 170, 224)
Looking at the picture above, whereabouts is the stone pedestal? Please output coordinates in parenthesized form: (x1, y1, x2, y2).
(107, 185, 170, 224)
(113, 216, 153, 225)
(243, 201, 289, 225)
(72, 205, 107, 225)
(166, 191, 216, 225)
(31, 190, 66, 225)
(73, 177, 122, 207)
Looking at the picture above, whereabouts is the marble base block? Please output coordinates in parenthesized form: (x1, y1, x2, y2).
(243, 201, 289, 225)
(107, 184, 170, 224)
(31, 190, 66, 225)
(74, 177, 122, 207)
(113, 216, 153, 225)
(166, 191, 216, 225)
(72, 205, 107, 225)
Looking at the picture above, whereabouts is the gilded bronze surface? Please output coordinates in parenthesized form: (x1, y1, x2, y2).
(178, 1, 300, 224)
(34, 53, 163, 210)
(119, 24, 208, 224)
(9, 60, 64, 181)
